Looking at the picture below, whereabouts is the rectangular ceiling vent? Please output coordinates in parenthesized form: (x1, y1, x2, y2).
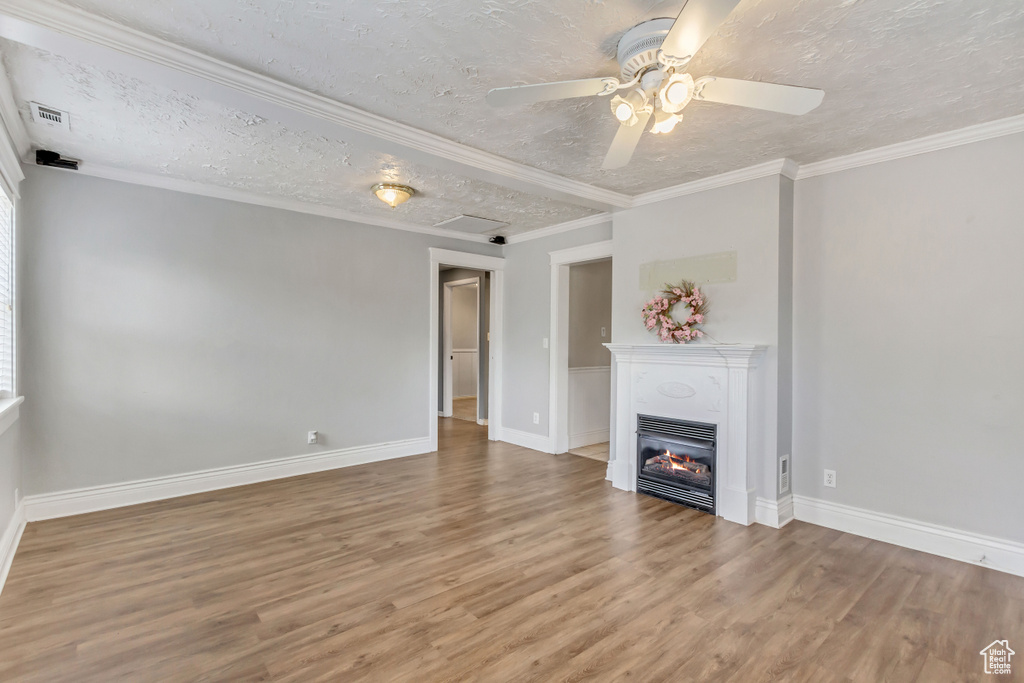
(434, 215, 509, 234)
(30, 102, 71, 132)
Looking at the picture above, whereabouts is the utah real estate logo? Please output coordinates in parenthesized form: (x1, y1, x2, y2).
(980, 640, 1014, 675)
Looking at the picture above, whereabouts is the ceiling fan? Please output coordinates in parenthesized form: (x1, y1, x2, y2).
(485, 0, 824, 170)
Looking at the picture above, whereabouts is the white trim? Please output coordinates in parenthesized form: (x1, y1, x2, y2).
(37, 164, 494, 244)
(0, 63, 25, 198)
(793, 495, 1024, 578)
(755, 494, 794, 529)
(442, 276, 480, 417)
(23, 437, 431, 522)
(796, 114, 1024, 180)
(0, 500, 25, 597)
(499, 427, 555, 454)
(567, 365, 611, 375)
(429, 248, 504, 449)
(630, 159, 795, 206)
(505, 213, 612, 245)
(0, 396, 22, 439)
(429, 248, 505, 273)
(548, 240, 613, 455)
(549, 239, 615, 266)
(0, 0, 630, 212)
(568, 428, 610, 450)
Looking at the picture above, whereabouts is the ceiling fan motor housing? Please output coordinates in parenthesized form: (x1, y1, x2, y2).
(616, 18, 676, 80)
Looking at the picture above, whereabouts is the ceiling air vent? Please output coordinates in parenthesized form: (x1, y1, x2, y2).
(434, 215, 509, 235)
(30, 102, 71, 132)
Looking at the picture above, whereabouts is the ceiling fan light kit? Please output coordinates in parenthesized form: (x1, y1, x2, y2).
(485, 0, 825, 170)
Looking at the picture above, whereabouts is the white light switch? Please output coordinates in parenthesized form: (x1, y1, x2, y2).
(542, 337, 549, 349)
(601, 327, 607, 338)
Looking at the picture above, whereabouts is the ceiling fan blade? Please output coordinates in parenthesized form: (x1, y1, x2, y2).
(486, 77, 618, 107)
(694, 77, 824, 115)
(659, 0, 742, 65)
(601, 110, 652, 170)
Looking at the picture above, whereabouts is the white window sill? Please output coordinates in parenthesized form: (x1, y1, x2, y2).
(0, 396, 23, 438)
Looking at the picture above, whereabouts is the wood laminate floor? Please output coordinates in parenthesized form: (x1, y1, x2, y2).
(452, 397, 477, 422)
(569, 441, 610, 462)
(1, 418, 1021, 681)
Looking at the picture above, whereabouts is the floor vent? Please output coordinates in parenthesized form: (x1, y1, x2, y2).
(30, 102, 71, 131)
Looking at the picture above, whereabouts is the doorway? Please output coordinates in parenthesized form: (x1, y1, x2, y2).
(441, 272, 487, 424)
(428, 248, 504, 452)
(548, 241, 613, 460)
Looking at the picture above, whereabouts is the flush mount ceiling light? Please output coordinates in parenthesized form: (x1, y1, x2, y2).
(371, 183, 415, 208)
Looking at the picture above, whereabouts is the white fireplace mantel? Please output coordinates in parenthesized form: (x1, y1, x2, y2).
(605, 343, 767, 526)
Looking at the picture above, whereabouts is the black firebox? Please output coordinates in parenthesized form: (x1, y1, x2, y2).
(636, 414, 716, 514)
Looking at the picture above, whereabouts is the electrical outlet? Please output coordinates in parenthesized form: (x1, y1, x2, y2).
(532, 412, 540, 425)
(824, 469, 836, 488)
(601, 326, 607, 338)
(308, 430, 318, 445)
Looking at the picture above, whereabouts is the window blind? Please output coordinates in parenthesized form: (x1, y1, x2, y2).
(0, 190, 13, 398)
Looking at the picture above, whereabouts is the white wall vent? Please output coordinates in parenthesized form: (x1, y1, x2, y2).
(779, 454, 790, 493)
(30, 102, 71, 132)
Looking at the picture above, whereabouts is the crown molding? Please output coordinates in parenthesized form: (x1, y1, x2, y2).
(35, 161, 496, 243)
(504, 212, 612, 245)
(795, 114, 1024, 180)
(630, 159, 794, 206)
(0, 59, 26, 196)
(0, 0, 631, 212)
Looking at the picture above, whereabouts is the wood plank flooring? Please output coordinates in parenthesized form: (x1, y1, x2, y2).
(1, 417, 1021, 681)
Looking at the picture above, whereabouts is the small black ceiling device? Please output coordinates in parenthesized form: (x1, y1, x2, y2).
(488, 235, 507, 245)
(35, 149, 79, 170)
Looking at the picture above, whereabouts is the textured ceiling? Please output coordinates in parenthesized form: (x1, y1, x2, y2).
(43, 0, 1024, 196)
(1, 39, 596, 234)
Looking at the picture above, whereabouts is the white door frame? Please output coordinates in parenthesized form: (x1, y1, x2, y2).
(442, 276, 480, 417)
(548, 240, 613, 454)
(429, 248, 504, 452)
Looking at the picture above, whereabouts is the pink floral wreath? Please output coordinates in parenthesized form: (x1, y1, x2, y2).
(641, 280, 707, 343)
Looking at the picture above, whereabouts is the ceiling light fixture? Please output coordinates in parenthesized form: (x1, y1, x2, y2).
(650, 110, 683, 135)
(608, 89, 651, 127)
(658, 73, 694, 114)
(371, 183, 415, 208)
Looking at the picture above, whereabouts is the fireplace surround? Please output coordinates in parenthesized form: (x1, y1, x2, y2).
(605, 344, 767, 526)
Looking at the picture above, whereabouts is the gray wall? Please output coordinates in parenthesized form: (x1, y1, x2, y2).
(501, 222, 612, 436)
(793, 132, 1024, 543)
(19, 166, 498, 495)
(450, 283, 478, 350)
(437, 267, 489, 418)
(568, 259, 612, 368)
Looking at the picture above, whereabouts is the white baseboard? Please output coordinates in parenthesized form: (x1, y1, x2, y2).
(755, 494, 794, 529)
(23, 437, 432, 522)
(0, 501, 26, 598)
(477, 418, 488, 426)
(568, 428, 609, 450)
(793, 495, 1024, 578)
(500, 427, 554, 454)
